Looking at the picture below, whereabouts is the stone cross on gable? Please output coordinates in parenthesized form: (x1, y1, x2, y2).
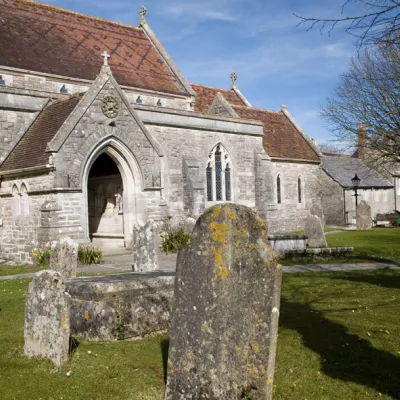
(139, 5, 147, 21)
(230, 72, 238, 89)
(101, 51, 110, 66)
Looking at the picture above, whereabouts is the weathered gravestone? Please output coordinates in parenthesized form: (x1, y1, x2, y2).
(132, 220, 158, 271)
(165, 204, 282, 400)
(24, 270, 71, 367)
(357, 200, 372, 230)
(49, 236, 78, 278)
(310, 202, 325, 227)
(304, 214, 327, 248)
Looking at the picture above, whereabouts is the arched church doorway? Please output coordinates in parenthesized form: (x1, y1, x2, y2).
(87, 153, 125, 249)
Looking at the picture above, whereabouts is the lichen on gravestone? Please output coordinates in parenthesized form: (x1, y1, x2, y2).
(49, 236, 78, 278)
(304, 214, 327, 248)
(24, 270, 71, 367)
(165, 204, 282, 400)
(132, 220, 159, 271)
(356, 200, 372, 231)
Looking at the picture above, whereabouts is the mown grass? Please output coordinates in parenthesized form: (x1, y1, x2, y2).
(0, 264, 46, 277)
(282, 227, 400, 265)
(1, 270, 399, 399)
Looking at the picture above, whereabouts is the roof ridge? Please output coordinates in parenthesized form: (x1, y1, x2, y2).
(233, 104, 280, 114)
(191, 83, 233, 92)
(5, 0, 141, 31)
(47, 92, 84, 107)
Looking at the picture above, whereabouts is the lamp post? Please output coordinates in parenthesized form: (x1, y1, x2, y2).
(351, 173, 361, 209)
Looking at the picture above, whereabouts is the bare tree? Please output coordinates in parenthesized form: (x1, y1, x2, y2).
(321, 43, 400, 164)
(318, 142, 347, 154)
(295, 0, 400, 48)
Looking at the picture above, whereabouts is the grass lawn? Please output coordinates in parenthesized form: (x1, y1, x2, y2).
(0, 264, 46, 277)
(1, 270, 399, 399)
(282, 227, 400, 265)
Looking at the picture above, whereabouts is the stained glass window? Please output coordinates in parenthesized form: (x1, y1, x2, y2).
(277, 175, 281, 204)
(298, 177, 302, 203)
(225, 163, 231, 201)
(206, 163, 213, 201)
(215, 147, 222, 201)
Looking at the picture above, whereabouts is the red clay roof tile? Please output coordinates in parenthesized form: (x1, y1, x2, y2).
(0, 0, 187, 96)
(0, 94, 83, 172)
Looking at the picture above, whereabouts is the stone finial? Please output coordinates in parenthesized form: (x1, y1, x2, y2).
(230, 72, 238, 89)
(139, 5, 147, 23)
(101, 51, 110, 66)
(280, 104, 287, 111)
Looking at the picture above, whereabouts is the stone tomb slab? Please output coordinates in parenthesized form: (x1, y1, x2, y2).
(165, 204, 282, 400)
(24, 270, 71, 367)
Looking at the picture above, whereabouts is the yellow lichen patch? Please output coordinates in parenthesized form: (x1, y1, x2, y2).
(209, 222, 229, 245)
(257, 216, 265, 227)
(259, 365, 266, 374)
(61, 316, 68, 329)
(201, 322, 209, 332)
(228, 211, 235, 220)
(250, 243, 256, 249)
(199, 245, 204, 250)
(84, 311, 90, 321)
(219, 266, 229, 279)
(262, 229, 267, 237)
(186, 349, 194, 358)
(212, 207, 222, 218)
(251, 343, 260, 353)
(214, 247, 223, 267)
(266, 378, 272, 385)
(249, 364, 259, 378)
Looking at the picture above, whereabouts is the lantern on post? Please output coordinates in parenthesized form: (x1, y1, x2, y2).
(351, 173, 361, 208)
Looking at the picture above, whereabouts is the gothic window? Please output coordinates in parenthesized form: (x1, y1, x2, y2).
(206, 144, 232, 202)
(277, 175, 281, 204)
(20, 184, 29, 216)
(12, 184, 20, 217)
(298, 176, 302, 203)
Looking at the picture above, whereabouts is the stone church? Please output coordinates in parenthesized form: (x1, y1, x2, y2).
(0, 0, 322, 262)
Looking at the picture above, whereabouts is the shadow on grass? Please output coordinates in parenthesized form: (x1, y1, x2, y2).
(69, 336, 79, 356)
(330, 270, 400, 290)
(281, 254, 399, 266)
(161, 338, 169, 384)
(280, 297, 400, 398)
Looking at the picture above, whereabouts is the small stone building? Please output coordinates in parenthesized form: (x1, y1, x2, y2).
(0, 0, 322, 262)
(321, 153, 394, 225)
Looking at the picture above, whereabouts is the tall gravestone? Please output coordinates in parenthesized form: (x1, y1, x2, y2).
(132, 220, 158, 271)
(49, 236, 78, 278)
(165, 204, 282, 400)
(357, 200, 372, 230)
(310, 202, 325, 227)
(24, 270, 71, 367)
(304, 214, 327, 248)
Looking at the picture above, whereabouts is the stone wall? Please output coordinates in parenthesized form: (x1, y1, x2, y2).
(262, 161, 322, 232)
(321, 170, 345, 226)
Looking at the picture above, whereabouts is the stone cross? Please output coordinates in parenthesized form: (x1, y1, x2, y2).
(49, 236, 78, 278)
(132, 220, 159, 271)
(356, 200, 372, 230)
(165, 204, 282, 400)
(230, 72, 238, 89)
(24, 270, 71, 367)
(139, 5, 147, 22)
(101, 51, 110, 66)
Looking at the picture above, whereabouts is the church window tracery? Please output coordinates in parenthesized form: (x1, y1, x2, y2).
(206, 144, 232, 202)
(298, 176, 302, 203)
(277, 175, 282, 204)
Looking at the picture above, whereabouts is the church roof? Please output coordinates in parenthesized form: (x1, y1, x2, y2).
(234, 106, 321, 162)
(322, 154, 393, 188)
(0, 94, 83, 172)
(0, 0, 188, 96)
(191, 84, 247, 112)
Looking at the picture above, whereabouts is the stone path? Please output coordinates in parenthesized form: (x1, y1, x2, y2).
(1, 251, 399, 281)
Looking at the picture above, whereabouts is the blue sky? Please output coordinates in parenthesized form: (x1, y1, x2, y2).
(44, 0, 363, 144)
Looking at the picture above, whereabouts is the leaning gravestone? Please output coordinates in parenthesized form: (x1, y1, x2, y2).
(304, 214, 327, 248)
(49, 236, 78, 278)
(165, 204, 282, 400)
(310, 202, 325, 227)
(24, 270, 71, 367)
(357, 200, 372, 230)
(132, 220, 158, 271)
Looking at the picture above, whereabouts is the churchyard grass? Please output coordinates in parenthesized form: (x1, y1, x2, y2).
(282, 227, 400, 265)
(0, 264, 45, 277)
(1, 270, 399, 399)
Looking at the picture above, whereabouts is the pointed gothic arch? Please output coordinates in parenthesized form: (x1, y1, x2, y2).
(81, 137, 144, 247)
(206, 143, 233, 202)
